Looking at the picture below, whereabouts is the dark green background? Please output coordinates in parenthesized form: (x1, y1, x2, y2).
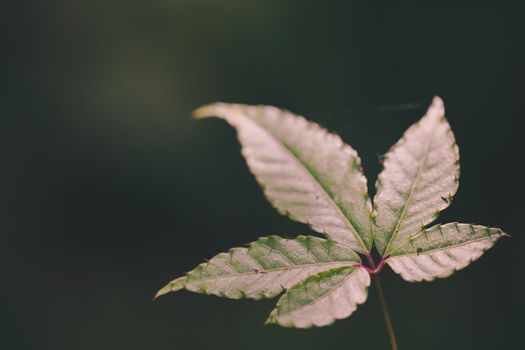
(2, 2, 523, 349)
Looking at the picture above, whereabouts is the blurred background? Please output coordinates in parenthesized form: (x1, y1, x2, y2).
(2, 2, 524, 349)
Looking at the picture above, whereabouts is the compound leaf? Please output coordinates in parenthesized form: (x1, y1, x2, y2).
(155, 235, 361, 300)
(194, 103, 373, 253)
(386, 223, 508, 282)
(373, 97, 460, 256)
(266, 267, 370, 328)
(156, 97, 508, 330)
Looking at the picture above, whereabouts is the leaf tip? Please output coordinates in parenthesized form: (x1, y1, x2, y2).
(152, 285, 171, 301)
(192, 103, 224, 120)
(264, 313, 277, 326)
(153, 277, 185, 300)
(425, 95, 445, 121)
(432, 95, 444, 107)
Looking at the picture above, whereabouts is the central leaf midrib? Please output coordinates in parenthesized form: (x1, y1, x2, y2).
(188, 261, 356, 283)
(384, 127, 436, 256)
(388, 235, 496, 258)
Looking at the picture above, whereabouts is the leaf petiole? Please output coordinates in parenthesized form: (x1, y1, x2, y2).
(365, 252, 397, 349)
(373, 273, 399, 350)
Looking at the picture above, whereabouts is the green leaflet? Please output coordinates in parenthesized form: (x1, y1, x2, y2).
(266, 267, 370, 328)
(386, 223, 508, 282)
(194, 103, 373, 254)
(156, 236, 361, 300)
(373, 97, 460, 256)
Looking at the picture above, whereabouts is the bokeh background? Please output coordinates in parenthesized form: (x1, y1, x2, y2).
(2, 2, 524, 349)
